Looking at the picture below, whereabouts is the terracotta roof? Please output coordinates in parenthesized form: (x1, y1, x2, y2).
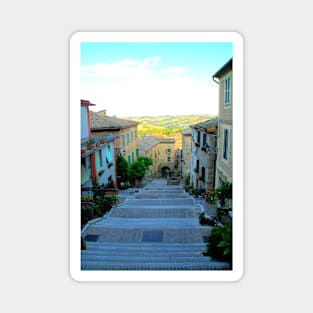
(181, 128, 192, 136)
(192, 118, 218, 130)
(212, 58, 232, 80)
(138, 135, 160, 152)
(90, 111, 139, 130)
(81, 99, 96, 106)
(158, 137, 175, 143)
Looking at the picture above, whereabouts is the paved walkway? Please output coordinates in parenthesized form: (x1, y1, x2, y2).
(81, 179, 230, 270)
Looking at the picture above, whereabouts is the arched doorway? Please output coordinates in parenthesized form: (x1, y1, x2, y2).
(161, 166, 170, 178)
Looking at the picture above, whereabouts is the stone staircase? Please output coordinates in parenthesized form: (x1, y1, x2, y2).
(81, 179, 231, 271)
(81, 242, 230, 270)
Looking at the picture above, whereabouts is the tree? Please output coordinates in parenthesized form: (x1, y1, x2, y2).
(116, 156, 129, 187)
(137, 156, 153, 169)
(129, 161, 146, 185)
(128, 157, 153, 186)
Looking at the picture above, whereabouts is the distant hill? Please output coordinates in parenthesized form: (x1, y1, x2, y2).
(122, 114, 216, 137)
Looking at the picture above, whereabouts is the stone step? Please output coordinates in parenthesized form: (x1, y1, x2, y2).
(119, 204, 199, 209)
(109, 207, 199, 218)
(141, 188, 185, 194)
(93, 217, 206, 229)
(84, 241, 207, 251)
(126, 199, 195, 205)
(82, 249, 206, 257)
(81, 260, 230, 271)
(81, 254, 212, 263)
(135, 194, 188, 199)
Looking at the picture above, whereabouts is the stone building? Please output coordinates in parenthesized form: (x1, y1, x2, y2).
(181, 128, 192, 178)
(157, 137, 176, 177)
(89, 110, 140, 166)
(80, 100, 117, 193)
(137, 135, 160, 178)
(212, 58, 233, 187)
(190, 118, 217, 192)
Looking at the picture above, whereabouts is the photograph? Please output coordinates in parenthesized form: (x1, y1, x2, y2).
(70, 32, 243, 281)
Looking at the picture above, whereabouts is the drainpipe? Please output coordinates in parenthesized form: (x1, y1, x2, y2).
(212, 76, 219, 84)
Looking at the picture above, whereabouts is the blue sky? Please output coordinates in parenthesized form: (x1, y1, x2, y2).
(80, 42, 232, 117)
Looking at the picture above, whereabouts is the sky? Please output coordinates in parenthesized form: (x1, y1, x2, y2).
(80, 42, 232, 117)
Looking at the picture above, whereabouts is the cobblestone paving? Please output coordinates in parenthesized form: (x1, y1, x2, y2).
(81, 179, 231, 270)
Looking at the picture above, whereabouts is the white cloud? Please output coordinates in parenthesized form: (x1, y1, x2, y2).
(81, 56, 162, 79)
(160, 67, 186, 75)
(80, 76, 218, 117)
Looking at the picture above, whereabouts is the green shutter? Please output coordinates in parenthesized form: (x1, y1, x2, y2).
(95, 151, 101, 169)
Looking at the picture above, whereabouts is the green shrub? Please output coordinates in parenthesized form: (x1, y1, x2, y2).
(214, 181, 232, 208)
(116, 156, 130, 187)
(203, 224, 232, 264)
(199, 212, 217, 226)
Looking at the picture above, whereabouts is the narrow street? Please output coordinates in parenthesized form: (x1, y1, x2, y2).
(81, 179, 230, 270)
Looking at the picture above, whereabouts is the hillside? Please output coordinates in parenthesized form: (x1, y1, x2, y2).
(120, 114, 216, 150)
(123, 114, 216, 137)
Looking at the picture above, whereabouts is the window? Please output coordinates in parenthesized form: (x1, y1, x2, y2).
(223, 129, 229, 160)
(197, 131, 200, 143)
(132, 151, 135, 163)
(136, 148, 139, 158)
(195, 159, 199, 172)
(224, 76, 231, 106)
(122, 134, 125, 147)
(99, 150, 103, 167)
(106, 145, 113, 167)
(166, 148, 171, 154)
(167, 156, 171, 162)
(126, 133, 130, 144)
(201, 166, 206, 181)
(202, 133, 207, 147)
(95, 150, 103, 169)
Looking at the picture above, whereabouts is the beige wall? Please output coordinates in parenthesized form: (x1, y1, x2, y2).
(140, 144, 160, 178)
(91, 125, 139, 165)
(119, 126, 139, 165)
(182, 134, 192, 177)
(158, 141, 175, 165)
(190, 128, 217, 191)
(216, 70, 233, 186)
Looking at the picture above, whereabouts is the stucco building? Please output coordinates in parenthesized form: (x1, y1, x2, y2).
(213, 58, 233, 187)
(181, 128, 192, 178)
(190, 118, 217, 191)
(89, 110, 139, 167)
(137, 135, 160, 178)
(157, 137, 176, 177)
(81, 100, 117, 194)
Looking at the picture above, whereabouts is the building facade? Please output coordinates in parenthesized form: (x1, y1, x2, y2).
(157, 137, 176, 177)
(190, 118, 217, 192)
(213, 58, 233, 187)
(81, 100, 117, 196)
(181, 128, 192, 178)
(137, 135, 160, 178)
(89, 110, 139, 167)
